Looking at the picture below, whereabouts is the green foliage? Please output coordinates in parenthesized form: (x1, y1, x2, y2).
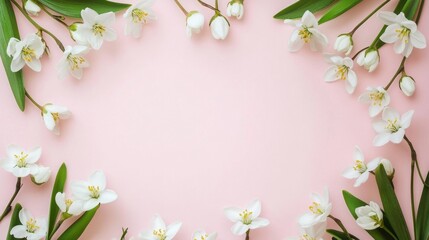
(38, 0, 130, 18)
(6, 203, 23, 240)
(47, 163, 67, 238)
(318, 0, 363, 24)
(416, 173, 429, 240)
(57, 205, 100, 240)
(273, 0, 336, 20)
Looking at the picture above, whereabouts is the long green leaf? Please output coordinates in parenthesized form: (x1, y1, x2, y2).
(47, 163, 67, 238)
(6, 203, 23, 240)
(416, 173, 429, 240)
(342, 190, 395, 240)
(273, 0, 336, 20)
(402, 0, 420, 19)
(375, 165, 411, 240)
(326, 229, 349, 240)
(318, 0, 363, 24)
(0, 0, 25, 111)
(38, 0, 130, 18)
(57, 205, 99, 240)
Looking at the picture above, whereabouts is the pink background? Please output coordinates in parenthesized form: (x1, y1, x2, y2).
(1, 0, 428, 239)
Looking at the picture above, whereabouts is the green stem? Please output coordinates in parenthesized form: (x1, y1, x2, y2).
(404, 135, 428, 186)
(382, 225, 399, 240)
(0, 178, 22, 222)
(197, 0, 217, 11)
(415, 0, 425, 24)
(11, 0, 65, 51)
(39, 4, 69, 27)
(245, 229, 250, 240)
(329, 215, 354, 240)
(411, 158, 416, 238)
(351, 47, 368, 60)
(25, 91, 43, 111)
(48, 218, 65, 239)
(384, 57, 406, 90)
(215, 0, 218, 9)
(349, 0, 390, 35)
(120, 228, 128, 240)
(174, 0, 188, 15)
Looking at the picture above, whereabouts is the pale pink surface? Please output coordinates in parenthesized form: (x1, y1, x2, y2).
(0, 1, 428, 239)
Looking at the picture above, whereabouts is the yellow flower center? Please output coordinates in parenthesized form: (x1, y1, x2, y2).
(369, 91, 385, 106)
(385, 119, 399, 133)
(396, 27, 410, 43)
(26, 218, 40, 233)
(298, 28, 312, 43)
(239, 209, 253, 225)
(194, 234, 209, 240)
(369, 213, 383, 226)
(132, 8, 148, 23)
(92, 23, 106, 36)
(51, 112, 60, 122)
(336, 65, 349, 81)
(65, 199, 73, 209)
(153, 229, 166, 240)
(22, 47, 35, 62)
(300, 234, 315, 240)
(353, 160, 367, 173)
(309, 202, 323, 215)
(68, 55, 86, 71)
(88, 186, 101, 198)
(14, 152, 29, 168)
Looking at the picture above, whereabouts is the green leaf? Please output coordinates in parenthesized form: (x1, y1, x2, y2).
(273, 0, 336, 20)
(0, 0, 25, 111)
(38, 0, 130, 18)
(342, 190, 395, 240)
(57, 205, 100, 240)
(47, 163, 67, 238)
(402, 0, 420, 19)
(416, 173, 429, 240)
(326, 229, 349, 240)
(6, 203, 24, 240)
(318, 0, 363, 24)
(375, 165, 411, 240)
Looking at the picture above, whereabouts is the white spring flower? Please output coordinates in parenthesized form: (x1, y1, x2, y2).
(31, 165, 51, 185)
(324, 56, 357, 94)
(1, 145, 41, 178)
(186, 11, 205, 37)
(224, 200, 270, 235)
(57, 45, 90, 80)
(399, 75, 416, 97)
(123, 0, 156, 38)
(227, 0, 244, 20)
(25, 0, 41, 16)
(372, 107, 414, 146)
(356, 201, 383, 230)
(55, 192, 84, 217)
(343, 146, 381, 187)
(210, 14, 230, 40)
(193, 231, 217, 240)
(7, 34, 44, 72)
(10, 208, 46, 240)
(139, 215, 182, 240)
(299, 188, 331, 228)
(356, 48, 379, 72)
(358, 86, 390, 117)
(334, 34, 353, 55)
(42, 104, 71, 135)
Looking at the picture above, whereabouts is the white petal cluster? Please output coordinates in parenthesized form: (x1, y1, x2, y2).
(193, 231, 217, 240)
(57, 45, 90, 80)
(224, 200, 270, 235)
(42, 104, 71, 135)
(356, 201, 383, 230)
(10, 209, 46, 240)
(334, 34, 353, 55)
(139, 215, 182, 240)
(123, 0, 156, 38)
(324, 56, 357, 94)
(399, 75, 416, 97)
(227, 0, 244, 20)
(372, 107, 414, 146)
(358, 86, 390, 117)
(299, 188, 332, 228)
(356, 48, 379, 72)
(7, 34, 45, 72)
(210, 14, 230, 40)
(186, 11, 205, 37)
(24, 0, 41, 16)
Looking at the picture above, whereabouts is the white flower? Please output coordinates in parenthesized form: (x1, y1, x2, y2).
(227, 0, 244, 20)
(1, 145, 41, 178)
(139, 215, 182, 240)
(324, 56, 357, 94)
(356, 201, 383, 230)
(400, 75, 416, 97)
(31, 165, 51, 185)
(210, 14, 230, 40)
(358, 86, 390, 117)
(372, 107, 414, 146)
(71, 171, 118, 211)
(380, 158, 394, 177)
(123, 0, 156, 38)
(25, 0, 41, 16)
(8, 34, 44, 72)
(57, 45, 90, 80)
(299, 188, 331, 228)
(284, 10, 328, 52)
(356, 48, 379, 72)
(193, 231, 217, 240)
(55, 192, 84, 217)
(379, 11, 426, 58)
(224, 200, 270, 235)
(10, 208, 46, 240)
(294, 221, 326, 240)
(42, 104, 71, 135)
(186, 11, 205, 37)
(74, 8, 116, 50)
(334, 34, 353, 55)
(343, 146, 381, 187)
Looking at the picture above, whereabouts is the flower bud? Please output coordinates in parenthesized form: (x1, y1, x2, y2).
(399, 75, 416, 97)
(357, 48, 380, 72)
(186, 11, 205, 37)
(31, 165, 51, 185)
(69, 23, 86, 45)
(210, 14, 230, 40)
(25, 0, 41, 16)
(380, 158, 394, 178)
(227, 0, 244, 20)
(334, 34, 353, 55)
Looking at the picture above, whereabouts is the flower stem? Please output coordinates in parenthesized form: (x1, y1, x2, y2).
(174, 0, 188, 15)
(25, 91, 43, 111)
(245, 229, 250, 240)
(11, 0, 65, 51)
(404, 136, 428, 186)
(415, 0, 425, 24)
(48, 218, 65, 240)
(197, 0, 217, 11)
(120, 228, 128, 240)
(215, 0, 219, 9)
(0, 178, 22, 222)
(382, 226, 399, 240)
(351, 47, 368, 60)
(384, 57, 406, 90)
(39, 4, 69, 27)
(349, 0, 390, 35)
(328, 215, 355, 240)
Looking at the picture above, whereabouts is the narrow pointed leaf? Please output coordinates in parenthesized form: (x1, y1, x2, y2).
(273, 0, 336, 20)
(48, 163, 67, 238)
(342, 190, 395, 240)
(402, 0, 420, 20)
(327, 229, 358, 240)
(416, 173, 429, 240)
(318, 0, 363, 24)
(57, 205, 99, 240)
(0, 0, 25, 111)
(375, 165, 411, 240)
(38, 0, 130, 18)
(6, 203, 23, 240)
